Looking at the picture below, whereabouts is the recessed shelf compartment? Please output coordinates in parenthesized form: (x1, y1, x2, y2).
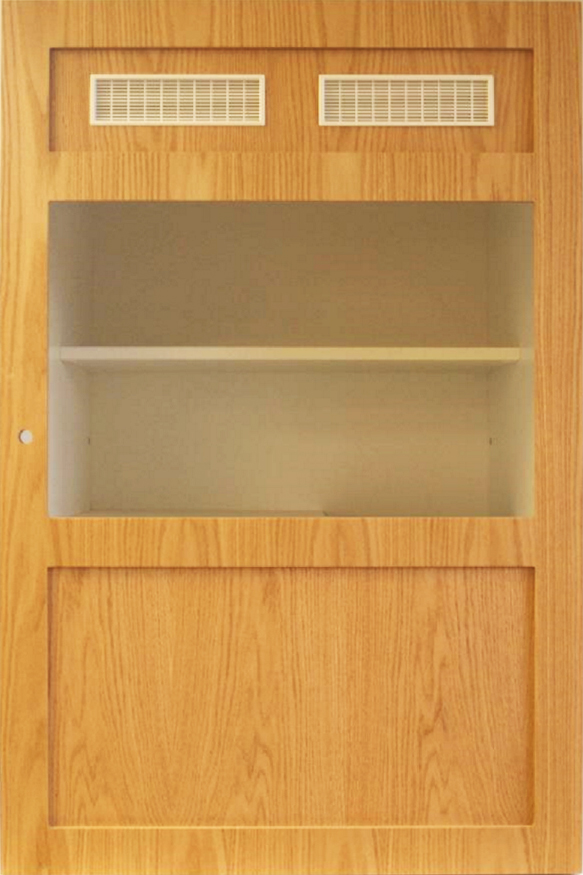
(49, 202, 533, 518)
(59, 346, 521, 371)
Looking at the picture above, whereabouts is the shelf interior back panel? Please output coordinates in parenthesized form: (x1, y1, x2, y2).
(49, 202, 528, 347)
(50, 48, 533, 153)
(44, 367, 529, 517)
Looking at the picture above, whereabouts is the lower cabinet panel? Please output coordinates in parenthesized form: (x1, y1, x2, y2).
(48, 567, 533, 828)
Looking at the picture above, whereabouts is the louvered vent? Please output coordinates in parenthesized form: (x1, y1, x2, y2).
(90, 74, 265, 126)
(319, 75, 494, 126)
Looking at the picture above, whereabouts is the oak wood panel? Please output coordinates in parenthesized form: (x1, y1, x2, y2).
(0, 4, 51, 873)
(531, 4, 583, 872)
(49, 566, 534, 828)
(50, 49, 533, 153)
(49, 517, 536, 568)
(37, 828, 543, 875)
(22, 1, 536, 50)
(0, 1, 579, 873)
(48, 152, 534, 201)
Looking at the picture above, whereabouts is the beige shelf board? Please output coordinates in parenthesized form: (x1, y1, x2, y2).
(59, 346, 521, 371)
(73, 510, 328, 518)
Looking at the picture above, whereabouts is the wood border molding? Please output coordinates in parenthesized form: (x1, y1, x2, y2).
(531, 3, 583, 871)
(8, 1, 535, 50)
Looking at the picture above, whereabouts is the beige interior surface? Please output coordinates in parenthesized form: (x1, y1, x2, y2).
(487, 206, 534, 515)
(49, 566, 534, 828)
(88, 369, 491, 516)
(48, 205, 94, 516)
(48, 202, 533, 517)
(84, 203, 493, 347)
(58, 346, 521, 369)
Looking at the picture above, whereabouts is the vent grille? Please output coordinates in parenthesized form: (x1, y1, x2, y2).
(319, 75, 494, 126)
(90, 74, 265, 126)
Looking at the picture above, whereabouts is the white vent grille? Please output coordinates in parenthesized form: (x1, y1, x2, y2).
(319, 75, 494, 127)
(90, 74, 265, 126)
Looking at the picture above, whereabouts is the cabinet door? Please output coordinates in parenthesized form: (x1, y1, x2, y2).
(1, 3, 581, 875)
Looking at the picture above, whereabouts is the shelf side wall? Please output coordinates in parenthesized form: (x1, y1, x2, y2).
(487, 205, 534, 516)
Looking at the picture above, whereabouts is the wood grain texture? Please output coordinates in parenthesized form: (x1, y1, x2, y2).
(49, 566, 534, 828)
(49, 517, 536, 568)
(21, 828, 545, 875)
(13, 1, 536, 50)
(0, 1, 579, 873)
(48, 152, 534, 201)
(0, 4, 51, 873)
(50, 48, 533, 153)
(531, 4, 583, 872)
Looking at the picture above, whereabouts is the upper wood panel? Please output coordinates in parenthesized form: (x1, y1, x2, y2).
(51, 49, 533, 153)
(12, 1, 535, 50)
(49, 566, 534, 828)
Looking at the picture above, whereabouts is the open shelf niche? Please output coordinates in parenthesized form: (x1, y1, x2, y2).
(49, 202, 533, 518)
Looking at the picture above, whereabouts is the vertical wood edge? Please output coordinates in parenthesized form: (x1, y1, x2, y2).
(533, 3, 583, 871)
(1, 2, 52, 873)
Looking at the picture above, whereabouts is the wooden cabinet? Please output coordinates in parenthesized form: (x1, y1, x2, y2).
(1, 3, 580, 874)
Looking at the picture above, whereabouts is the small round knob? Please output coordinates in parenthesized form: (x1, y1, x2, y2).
(18, 430, 34, 445)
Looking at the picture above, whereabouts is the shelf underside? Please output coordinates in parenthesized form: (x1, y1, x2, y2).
(75, 510, 328, 518)
(68, 510, 521, 518)
(60, 346, 521, 371)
